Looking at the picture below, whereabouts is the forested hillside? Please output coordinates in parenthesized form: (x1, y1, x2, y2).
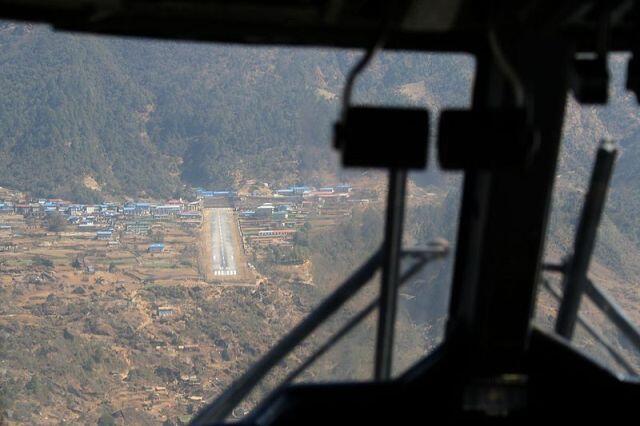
(0, 22, 470, 201)
(0, 24, 173, 201)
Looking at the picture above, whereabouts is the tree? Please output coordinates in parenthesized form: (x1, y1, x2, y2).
(25, 376, 43, 395)
(72, 257, 82, 269)
(46, 213, 67, 232)
(97, 413, 115, 426)
(33, 257, 54, 268)
(147, 229, 165, 243)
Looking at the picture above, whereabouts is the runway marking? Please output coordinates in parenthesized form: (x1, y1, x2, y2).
(210, 208, 238, 277)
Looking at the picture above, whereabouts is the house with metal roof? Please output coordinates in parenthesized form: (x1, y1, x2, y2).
(148, 243, 165, 253)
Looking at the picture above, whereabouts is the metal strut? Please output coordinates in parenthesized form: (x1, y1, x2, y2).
(375, 169, 407, 380)
(191, 248, 383, 424)
(555, 139, 617, 339)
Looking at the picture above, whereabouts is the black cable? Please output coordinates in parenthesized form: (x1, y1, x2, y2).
(339, 2, 398, 122)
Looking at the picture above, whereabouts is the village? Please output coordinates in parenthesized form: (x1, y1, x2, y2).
(0, 182, 378, 424)
(0, 182, 374, 268)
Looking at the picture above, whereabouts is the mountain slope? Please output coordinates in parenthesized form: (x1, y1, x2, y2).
(0, 24, 181, 201)
(0, 23, 475, 200)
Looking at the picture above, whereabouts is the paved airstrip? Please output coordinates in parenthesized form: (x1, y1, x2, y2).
(210, 208, 237, 276)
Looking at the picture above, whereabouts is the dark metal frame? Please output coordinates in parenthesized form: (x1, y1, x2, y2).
(544, 261, 640, 368)
(584, 279, 640, 351)
(374, 169, 407, 381)
(541, 277, 638, 376)
(555, 140, 618, 338)
(539, 138, 640, 374)
(445, 38, 571, 374)
(3, 1, 640, 424)
(1, 1, 639, 53)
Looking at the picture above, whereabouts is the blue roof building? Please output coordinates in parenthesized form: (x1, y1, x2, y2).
(292, 186, 311, 195)
(275, 205, 291, 212)
(335, 183, 352, 193)
(148, 243, 165, 253)
(96, 230, 113, 240)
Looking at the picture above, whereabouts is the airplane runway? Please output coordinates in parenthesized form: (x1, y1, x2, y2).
(210, 208, 237, 276)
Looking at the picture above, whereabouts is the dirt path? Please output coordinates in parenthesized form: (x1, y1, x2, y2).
(131, 288, 153, 332)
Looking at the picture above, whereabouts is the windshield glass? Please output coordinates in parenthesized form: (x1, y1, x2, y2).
(3, 19, 639, 426)
(0, 23, 473, 424)
(536, 54, 640, 375)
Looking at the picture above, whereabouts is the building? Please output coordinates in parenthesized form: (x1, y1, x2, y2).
(148, 243, 165, 253)
(255, 203, 275, 218)
(179, 344, 199, 352)
(157, 306, 176, 317)
(126, 221, 151, 234)
(0, 243, 16, 252)
(78, 222, 97, 231)
(273, 210, 288, 221)
(96, 230, 113, 240)
(68, 205, 84, 216)
(275, 204, 291, 212)
(0, 203, 14, 215)
(154, 205, 181, 216)
(135, 203, 152, 215)
(15, 203, 42, 216)
(166, 198, 184, 207)
(197, 189, 236, 198)
(335, 183, 352, 193)
(177, 211, 201, 220)
(248, 229, 297, 246)
(258, 229, 296, 237)
(292, 186, 311, 195)
(186, 201, 201, 211)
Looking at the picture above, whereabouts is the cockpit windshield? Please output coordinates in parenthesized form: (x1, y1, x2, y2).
(0, 20, 639, 426)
